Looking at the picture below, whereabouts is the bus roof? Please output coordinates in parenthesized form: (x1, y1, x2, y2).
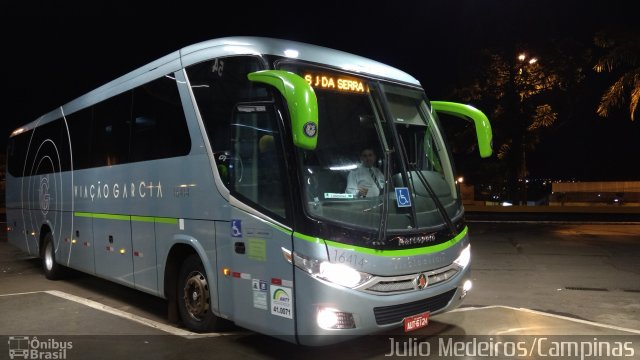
(180, 36, 420, 85)
(12, 36, 421, 135)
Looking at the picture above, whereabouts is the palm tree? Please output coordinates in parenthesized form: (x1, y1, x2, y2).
(593, 30, 640, 121)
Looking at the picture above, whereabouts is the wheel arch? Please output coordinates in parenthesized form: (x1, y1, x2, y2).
(163, 236, 218, 323)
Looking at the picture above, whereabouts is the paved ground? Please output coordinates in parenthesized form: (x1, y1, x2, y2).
(0, 222, 638, 359)
(463, 222, 640, 330)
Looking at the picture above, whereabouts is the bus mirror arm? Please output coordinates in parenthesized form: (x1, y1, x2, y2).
(248, 70, 319, 150)
(430, 101, 493, 158)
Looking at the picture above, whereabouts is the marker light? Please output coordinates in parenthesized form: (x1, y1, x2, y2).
(453, 244, 471, 269)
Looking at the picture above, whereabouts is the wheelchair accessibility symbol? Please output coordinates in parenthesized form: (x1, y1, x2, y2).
(395, 187, 412, 207)
(231, 219, 242, 237)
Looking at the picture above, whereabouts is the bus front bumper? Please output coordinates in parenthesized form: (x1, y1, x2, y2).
(293, 264, 471, 346)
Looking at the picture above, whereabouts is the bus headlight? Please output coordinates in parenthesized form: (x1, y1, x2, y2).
(319, 262, 370, 288)
(292, 252, 371, 288)
(453, 244, 471, 269)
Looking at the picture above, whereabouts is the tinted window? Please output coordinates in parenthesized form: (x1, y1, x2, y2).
(92, 91, 132, 167)
(10, 74, 192, 176)
(7, 130, 31, 177)
(186, 56, 268, 153)
(230, 105, 287, 219)
(67, 107, 93, 169)
(131, 75, 191, 162)
(186, 56, 293, 221)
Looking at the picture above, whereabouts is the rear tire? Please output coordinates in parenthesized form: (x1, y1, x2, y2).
(42, 233, 64, 280)
(177, 254, 224, 332)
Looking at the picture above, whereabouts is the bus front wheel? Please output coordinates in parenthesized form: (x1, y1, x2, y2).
(177, 254, 220, 332)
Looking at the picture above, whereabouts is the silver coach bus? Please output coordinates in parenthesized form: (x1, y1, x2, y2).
(5, 37, 492, 345)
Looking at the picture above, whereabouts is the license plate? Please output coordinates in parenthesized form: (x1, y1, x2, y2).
(403, 311, 430, 332)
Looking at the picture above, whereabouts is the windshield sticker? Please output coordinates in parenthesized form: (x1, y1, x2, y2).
(324, 193, 355, 199)
(395, 187, 412, 207)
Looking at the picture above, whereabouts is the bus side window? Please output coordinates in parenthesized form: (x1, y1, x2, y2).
(230, 106, 286, 219)
(131, 75, 191, 162)
(185, 55, 269, 178)
(67, 107, 93, 170)
(7, 131, 31, 177)
(92, 91, 132, 167)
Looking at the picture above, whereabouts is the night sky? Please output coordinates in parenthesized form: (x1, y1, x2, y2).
(2, 0, 639, 181)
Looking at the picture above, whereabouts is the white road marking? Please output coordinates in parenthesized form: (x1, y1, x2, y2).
(452, 305, 640, 334)
(0, 291, 45, 297)
(4, 291, 639, 337)
(0, 290, 231, 338)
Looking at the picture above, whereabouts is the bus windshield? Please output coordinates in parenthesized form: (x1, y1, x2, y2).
(279, 63, 461, 235)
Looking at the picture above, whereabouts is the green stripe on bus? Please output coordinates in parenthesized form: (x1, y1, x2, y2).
(74, 212, 178, 224)
(153, 217, 179, 224)
(294, 226, 468, 257)
(74, 212, 130, 221)
(131, 215, 178, 224)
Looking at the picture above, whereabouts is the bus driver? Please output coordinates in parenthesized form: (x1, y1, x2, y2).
(345, 147, 384, 198)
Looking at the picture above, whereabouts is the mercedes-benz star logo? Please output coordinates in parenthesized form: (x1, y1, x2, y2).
(415, 273, 428, 290)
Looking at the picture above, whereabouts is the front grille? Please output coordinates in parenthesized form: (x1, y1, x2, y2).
(373, 288, 457, 325)
(363, 267, 459, 294)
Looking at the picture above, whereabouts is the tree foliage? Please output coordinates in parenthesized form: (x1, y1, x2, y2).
(594, 30, 640, 121)
(449, 42, 586, 202)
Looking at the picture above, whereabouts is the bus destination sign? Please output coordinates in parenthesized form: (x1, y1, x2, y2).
(303, 73, 368, 93)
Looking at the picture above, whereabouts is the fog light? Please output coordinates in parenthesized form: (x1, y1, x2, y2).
(317, 307, 356, 329)
(461, 280, 473, 298)
(317, 308, 339, 329)
(463, 280, 473, 292)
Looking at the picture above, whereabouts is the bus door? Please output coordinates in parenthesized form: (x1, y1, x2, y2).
(225, 103, 296, 339)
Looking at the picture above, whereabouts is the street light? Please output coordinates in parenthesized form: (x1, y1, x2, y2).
(518, 53, 538, 64)
(517, 53, 538, 75)
(515, 52, 539, 205)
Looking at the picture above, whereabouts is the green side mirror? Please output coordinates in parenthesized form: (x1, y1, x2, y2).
(430, 101, 493, 158)
(248, 70, 318, 150)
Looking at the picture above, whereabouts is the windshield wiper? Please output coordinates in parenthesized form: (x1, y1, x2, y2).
(374, 148, 393, 245)
(396, 134, 457, 237)
(406, 162, 457, 237)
